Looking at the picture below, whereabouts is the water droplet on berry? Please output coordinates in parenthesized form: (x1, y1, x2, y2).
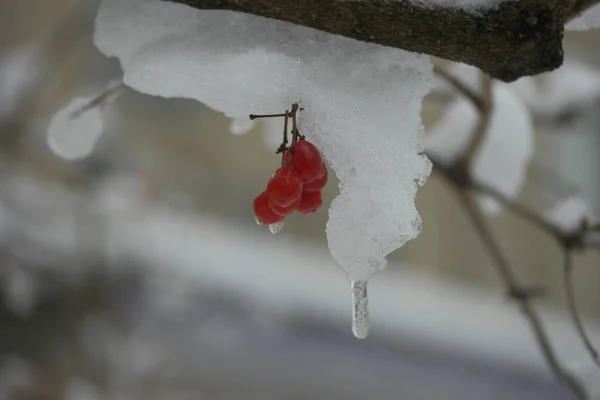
(255, 216, 263, 225)
(269, 221, 284, 235)
(351, 280, 370, 339)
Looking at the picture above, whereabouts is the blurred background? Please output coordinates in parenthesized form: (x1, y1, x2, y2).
(0, 1, 599, 399)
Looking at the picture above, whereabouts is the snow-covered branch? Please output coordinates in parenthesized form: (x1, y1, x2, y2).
(164, 0, 600, 82)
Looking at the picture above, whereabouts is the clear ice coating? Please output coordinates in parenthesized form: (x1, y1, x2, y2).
(351, 280, 370, 339)
(269, 221, 284, 235)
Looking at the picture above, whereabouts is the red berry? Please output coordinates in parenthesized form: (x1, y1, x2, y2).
(266, 166, 302, 207)
(269, 196, 300, 216)
(253, 192, 284, 224)
(286, 140, 322, 182)
(297, 190, 322, 215)
(303, 163, 328, 192)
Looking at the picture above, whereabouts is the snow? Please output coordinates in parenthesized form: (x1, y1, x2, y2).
(94, 0, 433, 338)
(426, 84, 534, 214)
(543, 196, 597, 235)
(0, 44, 43, 123)
(510, 60, 600, 119)
(46, 82, 121, 161)
(434, 61, 600, 121)
(567, 4, 600, 31)
(47, 97, 106, 160)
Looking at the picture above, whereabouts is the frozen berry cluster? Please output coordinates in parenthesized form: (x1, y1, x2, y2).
(250, 104, 328, 227)
(254, 140, 328, 224)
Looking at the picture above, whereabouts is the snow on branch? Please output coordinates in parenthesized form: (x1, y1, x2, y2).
(164, 0, 600, 82)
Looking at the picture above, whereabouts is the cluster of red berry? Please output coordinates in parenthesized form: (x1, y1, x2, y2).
(251, 104, 328, 227)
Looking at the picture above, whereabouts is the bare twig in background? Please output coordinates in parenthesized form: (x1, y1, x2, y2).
(432, 65, 483, 111)
(471, 179, 563, 238)
(431, 65, 600, 399)
(563, 249, 600, 369)
(69, 82, 126, 119)
(458, 188, 587, 400)
(458, 72, 492, 167)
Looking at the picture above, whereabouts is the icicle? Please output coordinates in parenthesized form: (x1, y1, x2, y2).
(351, 280, 370, 339)
(269, 221, 284, 235)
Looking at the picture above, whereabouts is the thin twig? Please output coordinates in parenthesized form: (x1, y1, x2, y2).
(453, 188, 588, 400)
(278, 111, 289, 166)
(249, 112, 290, 120)
(563, 249, 600, 369)
(290, 103, 302, 143)
(433, 65, 483, 111)
(458, 72, 493, 166)
(69, 82, 125, 119)
(470, 179, 563, 238)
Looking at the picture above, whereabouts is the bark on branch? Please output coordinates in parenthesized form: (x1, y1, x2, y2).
(164, 0, 598, 82)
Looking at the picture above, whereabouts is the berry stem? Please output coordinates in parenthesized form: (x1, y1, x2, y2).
(279, 111, 289, 166)
(290, 103, 304, 144)
(249, 112, 289, 120)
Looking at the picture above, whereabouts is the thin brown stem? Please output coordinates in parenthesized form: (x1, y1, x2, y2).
(563, 250, 600, 369)
(459, 72, 493, 166)
(69, 82, 125, 119)
(279, 111, 289, 166)
(470, 179, 563, 238)
(249, 112, 290, 120)
(290, 103, 302, 143)
(433, 65, 483, 111)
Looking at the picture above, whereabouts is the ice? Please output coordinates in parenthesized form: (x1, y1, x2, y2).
(544, 196, 597, 235)
(567, 4, 600, 31)
(426, 85, 533, 214)
(95, 0, 433, 337)
(269, 221, 285, 235)
(351, 281, 370, 339)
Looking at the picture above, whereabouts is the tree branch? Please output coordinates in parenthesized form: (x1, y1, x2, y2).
(430, 65, 600, 398)
(459, 72, 493, 166)
(165, 0, 600, 82)
(563, 249, 600, 370)
(452, 189, 588, 400)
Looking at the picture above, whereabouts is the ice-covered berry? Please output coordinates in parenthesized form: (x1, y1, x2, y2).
(269, 196, 300, 216)
(297, 190, 322, 215)
(286, 140, 322, 182)
(266, 166, 303, 207)
(253, 191, 284, 224)
(303, 163, 328, 192)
